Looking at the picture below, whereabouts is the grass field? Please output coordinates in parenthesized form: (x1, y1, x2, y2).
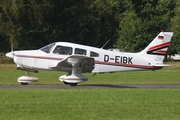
(1, 89, 180, 120)
(1, 62, 180, 120)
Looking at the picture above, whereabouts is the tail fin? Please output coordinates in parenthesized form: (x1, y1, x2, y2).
(138, 32, 173, 64)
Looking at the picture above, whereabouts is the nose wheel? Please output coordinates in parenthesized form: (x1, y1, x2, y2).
(20, 71, 30, 85)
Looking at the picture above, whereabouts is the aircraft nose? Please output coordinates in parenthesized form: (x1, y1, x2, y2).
(6, 52, 14, 59)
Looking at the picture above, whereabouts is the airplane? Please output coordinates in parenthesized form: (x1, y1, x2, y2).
(6, 31, 173, 86)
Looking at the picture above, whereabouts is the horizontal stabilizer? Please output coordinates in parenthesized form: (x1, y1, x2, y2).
(152, 64, 171, 67)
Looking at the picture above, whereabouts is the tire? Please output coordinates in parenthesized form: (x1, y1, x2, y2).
(69, 83, 78, 86)
(63, 82, 69, 85)
(21, 82, 28, 85)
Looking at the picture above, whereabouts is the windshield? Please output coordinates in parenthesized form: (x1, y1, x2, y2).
(40, 43, 55, 53)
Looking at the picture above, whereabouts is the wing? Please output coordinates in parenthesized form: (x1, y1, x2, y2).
(49, 55, 95, 73)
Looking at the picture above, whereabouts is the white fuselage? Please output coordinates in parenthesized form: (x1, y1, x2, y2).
(11, 42, 162, 73)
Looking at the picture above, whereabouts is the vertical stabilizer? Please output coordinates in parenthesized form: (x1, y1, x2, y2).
(138, 32, 173, 63)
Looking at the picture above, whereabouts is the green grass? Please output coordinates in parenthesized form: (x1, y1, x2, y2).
(0, 62, 180, 85)
(1, 89, 180, 120)
(1, 62, 180, 120)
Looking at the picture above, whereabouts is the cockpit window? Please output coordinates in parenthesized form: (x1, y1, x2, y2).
(53, 46, 72, 55)
(90, 51, 99, 57)
(75, 48, 86, 55)
(40, 43, 55, 53)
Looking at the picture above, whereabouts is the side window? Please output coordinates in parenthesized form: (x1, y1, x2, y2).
(75, 48, 86, 55)
(53, 46, 72, 55)
(90, 51, 99, 57)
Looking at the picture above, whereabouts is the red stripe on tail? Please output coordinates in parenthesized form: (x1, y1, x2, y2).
(148, 42, 170, 51)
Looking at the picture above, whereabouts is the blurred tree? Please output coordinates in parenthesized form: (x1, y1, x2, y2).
(115, 0, 175, 52)
(170, 0, 180, 55)
(0, 0, 24, 49)
(115, 11, 143, 52)
(0, 0, 177, 54)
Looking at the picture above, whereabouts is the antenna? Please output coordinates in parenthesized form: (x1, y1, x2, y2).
(101, 39, 110, 49)
(121, 44, 129, 52)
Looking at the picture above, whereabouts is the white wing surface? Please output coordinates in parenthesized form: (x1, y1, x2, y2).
(49, 55, 95, 73)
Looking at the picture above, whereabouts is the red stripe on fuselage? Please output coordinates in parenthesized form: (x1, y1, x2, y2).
(14, 54, 162, 70)
(95, 61, 162, 70)
(14, 54, 64, 61)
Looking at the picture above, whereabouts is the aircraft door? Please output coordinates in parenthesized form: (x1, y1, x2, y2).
(48, 45, 73, 68)
(53, 45, 73, 55)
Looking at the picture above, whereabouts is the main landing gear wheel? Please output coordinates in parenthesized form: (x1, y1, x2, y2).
(21, 82, 28, 85)
(63, 81, 77, 86)
(69, 83, 78, 86)
(63, 81, 69, 85)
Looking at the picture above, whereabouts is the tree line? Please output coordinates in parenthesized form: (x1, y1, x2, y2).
(0, 0, 179, 55)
